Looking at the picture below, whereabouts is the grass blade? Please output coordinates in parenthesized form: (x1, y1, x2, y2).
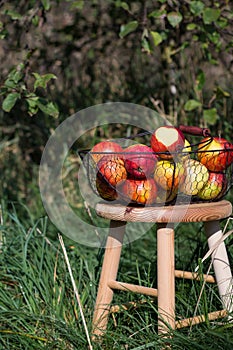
(58, 234, 93, 350)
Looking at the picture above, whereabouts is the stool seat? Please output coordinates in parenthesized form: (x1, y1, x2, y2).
(95, 199, 232, 223)
(92, 200, 233, 338)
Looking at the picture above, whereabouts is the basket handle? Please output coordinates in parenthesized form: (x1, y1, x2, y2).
(179, 125, 211, 137)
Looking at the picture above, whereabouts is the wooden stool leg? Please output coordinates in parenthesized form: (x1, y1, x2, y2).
(157, 224, 175, 333)
(204, 221, 233, 313)
(92, 220, 126, 338)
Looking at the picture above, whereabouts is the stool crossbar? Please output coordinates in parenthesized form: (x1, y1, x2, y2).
(92, 200, 233, 338)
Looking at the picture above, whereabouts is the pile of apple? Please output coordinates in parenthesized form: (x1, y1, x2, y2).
(89, 126, 233, 205)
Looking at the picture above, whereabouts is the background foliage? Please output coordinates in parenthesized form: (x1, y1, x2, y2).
(1, 0, 233, 206)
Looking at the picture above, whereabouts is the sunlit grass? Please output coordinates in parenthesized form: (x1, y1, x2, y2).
(0, 199, 233, 349)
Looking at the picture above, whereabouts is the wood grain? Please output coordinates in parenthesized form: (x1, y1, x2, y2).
(92, 221, 126, 338)
(157, 226, 175, 332)
(108, 280, 158, 297)
(95, 200, 232, 223)
(175, 309, 227, 329)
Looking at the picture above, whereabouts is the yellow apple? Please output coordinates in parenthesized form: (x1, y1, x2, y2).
(154, 160, 185, 192)
(180, 159, 209, 196)
(182, 139, 192, 160)
(155, 186, 178, 204)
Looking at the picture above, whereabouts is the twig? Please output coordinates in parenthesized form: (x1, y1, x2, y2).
(84, 201, 100, 239)
(58, 234, 93, 350)
(149, 96, 174, 124)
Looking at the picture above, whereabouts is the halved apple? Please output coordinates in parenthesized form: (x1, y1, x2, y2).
(151, 126, 185, 160)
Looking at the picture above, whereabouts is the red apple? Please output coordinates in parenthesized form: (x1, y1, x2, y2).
(120, 178, 157, 205)
(197, 137, 233, 172)
(151, 126, 185, 159)
(124, 144, 157, 179)
(97, 156, 127, 187)
(96, 176, 118, 201)
(197, 172, 228, 200)
(90, 141, 124, 163)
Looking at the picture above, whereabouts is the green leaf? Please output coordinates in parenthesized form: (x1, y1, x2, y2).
(203, 108, 218, 125)
(6, 10, 22, 20)
(167, 12, 183, 27)
(2, 92, 20, 112)
(26, 95, 39, 116)
(187, 23, 196, 30)
(5, 67, 24, 86)
(33, 73, 57, 90)
(203, 8, 221, 24)
(41, 0, 50, 11)
(184, 99, 202, 111)
(196, 70, 205, 90)
(217, 17, 228, 29)
(150, 31, 163, 46)
(37, 99, 59, 118)
(4, 79, 17, 89)
(215, 86, 230, 99)
(119, 21, 138, 38)
(141, 38, 151, 54)
(190, 1, 205, 16)
(70, 0, 84, 10)
(208, 31, 221, 46)
(149, 9, 166, 18)
(115, 1, 129, 11)
(0, 28, 7, 39)
(32, 15, 39, 27)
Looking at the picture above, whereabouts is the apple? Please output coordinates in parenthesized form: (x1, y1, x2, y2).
(197, 137, 233, 172)
(154, 160, 185, 191)
(180, 159, 209, 196)
(124, 144, 157, 179)
(96, 176, 118, 201)
(155, 186, 178, 204)
(182, 139, 192, 160)
(151, 126, 185, 159)
(197, 172, 228, 200)
(120, 178, 157, 205)
(90, 141, 124, 163)
(97, 156, 127, 187)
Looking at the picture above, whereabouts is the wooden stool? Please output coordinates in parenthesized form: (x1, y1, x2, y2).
(92, 200, 233, 337)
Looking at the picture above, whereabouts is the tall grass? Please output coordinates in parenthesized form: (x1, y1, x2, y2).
(0, 200, 233, 349)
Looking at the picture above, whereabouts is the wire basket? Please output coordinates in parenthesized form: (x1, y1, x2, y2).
(78, 125, 233, 206)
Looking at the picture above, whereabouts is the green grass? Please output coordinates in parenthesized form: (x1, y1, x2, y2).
(0, 199, 233, 349)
